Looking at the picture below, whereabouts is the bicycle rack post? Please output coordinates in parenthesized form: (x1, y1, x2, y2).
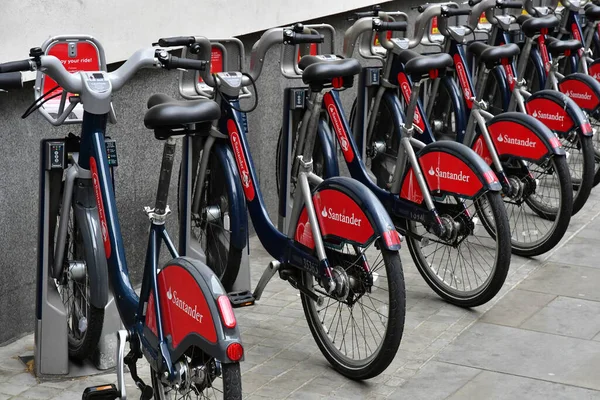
(35, 139, 122, 377)
(35, 139, 68, 376)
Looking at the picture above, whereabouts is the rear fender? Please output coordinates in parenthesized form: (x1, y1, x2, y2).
(294, 176, 401, 251)
(317, 118, 340, 178)
(589, 58, 600, 82)
(473, 112, 565, 165)
(145, 257, 242, 365)
(213, 142, 248, 250)
(529, 46, 547, 90)
(72, 179, 108, 309)
(440, 76, 468, 141)
(525, 90, 593, 136)
(399, 141, 502, 204)
(491, 65, 511, 113)
(558, 73, 600, 112)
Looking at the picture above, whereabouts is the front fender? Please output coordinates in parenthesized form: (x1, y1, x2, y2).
(491, 65, 511, 113)
(294, 176, 401, 251)
(525, 90, 592, 136)
(317, 118, 340, 178)
(399, 141, 502, 204)
(214, 142, 248, 250)
(441, 75, 468, 140)
(558, 72, 600, 113)
(72, 179, 108, 309)
(529, 46, 546, 90)
(474, 112, 566, 165)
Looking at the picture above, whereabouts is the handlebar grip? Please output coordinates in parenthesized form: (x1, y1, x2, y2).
(442, 7, 473, 17)
(469, 0, 484, 5)
(497, 0, 523, 9)
(284, 32, 325, 45)
(0, 72, 23, 90)
(167, 56, 208, 71)
(157, 36, 195, 47)
(0, 60, 32, 73)
(373, 20, 408, 32)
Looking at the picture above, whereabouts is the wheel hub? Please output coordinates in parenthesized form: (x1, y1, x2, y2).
(331, 266, 350, 301)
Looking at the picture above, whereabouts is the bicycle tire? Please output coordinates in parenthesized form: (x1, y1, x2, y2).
(522, 58, 596, 214)
(178, 149, 241, 291)
(300, 240, 405, 380)
(152, 358, 241, 399)
(54, 187, 104, 362)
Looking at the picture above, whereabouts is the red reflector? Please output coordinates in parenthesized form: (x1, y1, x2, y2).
(501, 58, 509, 66)
(483, 170, 499, 184)
(564, 49, 571, 57)
(581, 122, 593, 135)
(541, 28, 548, 35)
(226, 342, 244, 362)
(332, 77, 343, 89)
(382, 230, 402, 247)
(549, 136, 562, 149)
(217, 296, 236, 329)
(428, 69, 439, 80)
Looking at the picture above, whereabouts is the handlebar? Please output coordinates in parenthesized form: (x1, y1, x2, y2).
(372, 19, 408, 32)
(157, 36, 196, 47)
(0, 59, 33, 73)
(283, 30, 324, 45)
(441, 6, 472, 16)
(349, 4, 382, 20)
(497, 0, 523, 9)
(0, 72, 23, 90)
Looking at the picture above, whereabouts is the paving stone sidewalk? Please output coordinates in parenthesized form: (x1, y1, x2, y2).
(2, 192, 600, 399)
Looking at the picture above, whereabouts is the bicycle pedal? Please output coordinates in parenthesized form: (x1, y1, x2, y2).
(228, 290, 255, 308)
(81, 384, 119, 400)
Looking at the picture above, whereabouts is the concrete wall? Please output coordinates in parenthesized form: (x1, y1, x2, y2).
(0, 0, 441, 344)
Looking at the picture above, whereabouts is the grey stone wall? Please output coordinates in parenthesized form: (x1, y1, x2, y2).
(0, 0, 441, 344)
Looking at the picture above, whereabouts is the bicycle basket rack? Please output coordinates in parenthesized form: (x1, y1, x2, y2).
(179, 38, 251, 99)
(280, 24, 336, 78)
(34, 35, 114, 125)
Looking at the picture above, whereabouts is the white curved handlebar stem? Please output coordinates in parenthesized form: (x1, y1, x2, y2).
(39, 56, 83, 93)
(343, 17, 378, 58)
(248, 27, 285, 81)
(468, 0, 497, 29)
(108, 47, 158, 91)
(409, 3, 460, 48)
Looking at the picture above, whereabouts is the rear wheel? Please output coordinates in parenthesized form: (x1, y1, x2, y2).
(54, 184, 104, 361)
(405, 192, 511, 307)
(151, 353, 241, 400)
(180, 149, 241, 291)
(300, 238, 405, 380)
(366, 98, 511, 307)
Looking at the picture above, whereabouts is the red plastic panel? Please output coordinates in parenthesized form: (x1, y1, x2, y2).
(199, 46, 223, 83)
(558, 77, 600, 111)
(295, 189, 374, 249)
(145, 265, 217, 347)
(525, 97, 575, 133)
(484, 120, 552, 161)
(43, 41, 100, 96)
(419, 151, 484, 197)
(454, 54, 474, 109)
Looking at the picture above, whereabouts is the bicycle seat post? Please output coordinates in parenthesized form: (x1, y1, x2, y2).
(145, 136, 177, 224)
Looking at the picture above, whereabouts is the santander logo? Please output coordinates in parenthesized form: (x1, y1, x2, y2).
(455, 60, 472, 101)
(320, 206, 362, 227)
(228, 120, 255, 201)
(532, 109, 565, 122)
(324, 94, 354, 162)
(166, 287, 204, 323)
(496, 134, 537, 148)
(566, 90, 592, 101)
(428, 166, 470, 183)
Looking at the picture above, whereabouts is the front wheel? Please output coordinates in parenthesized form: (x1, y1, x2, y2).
(152, 359, 241, 400)
(301, 239, 405, 380)
(54, 185, 104, 361)
(405, 191, 511, 307)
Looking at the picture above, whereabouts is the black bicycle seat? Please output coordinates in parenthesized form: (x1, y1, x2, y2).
(301, 56, 362, 90)
(545, 37, 582, 57)
(585, 4, 600, 20)
(468, 42, 520, 69)
(397, 50, 453, 80)
(144, 93, 221, 139)
(519, 15, 559, 37)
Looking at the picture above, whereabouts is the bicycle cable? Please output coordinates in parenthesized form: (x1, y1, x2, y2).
(21, 85, 61, 119)
(212, 72, 259, 113)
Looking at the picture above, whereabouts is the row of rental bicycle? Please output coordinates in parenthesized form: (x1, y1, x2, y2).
(1, 0, 599, 398)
